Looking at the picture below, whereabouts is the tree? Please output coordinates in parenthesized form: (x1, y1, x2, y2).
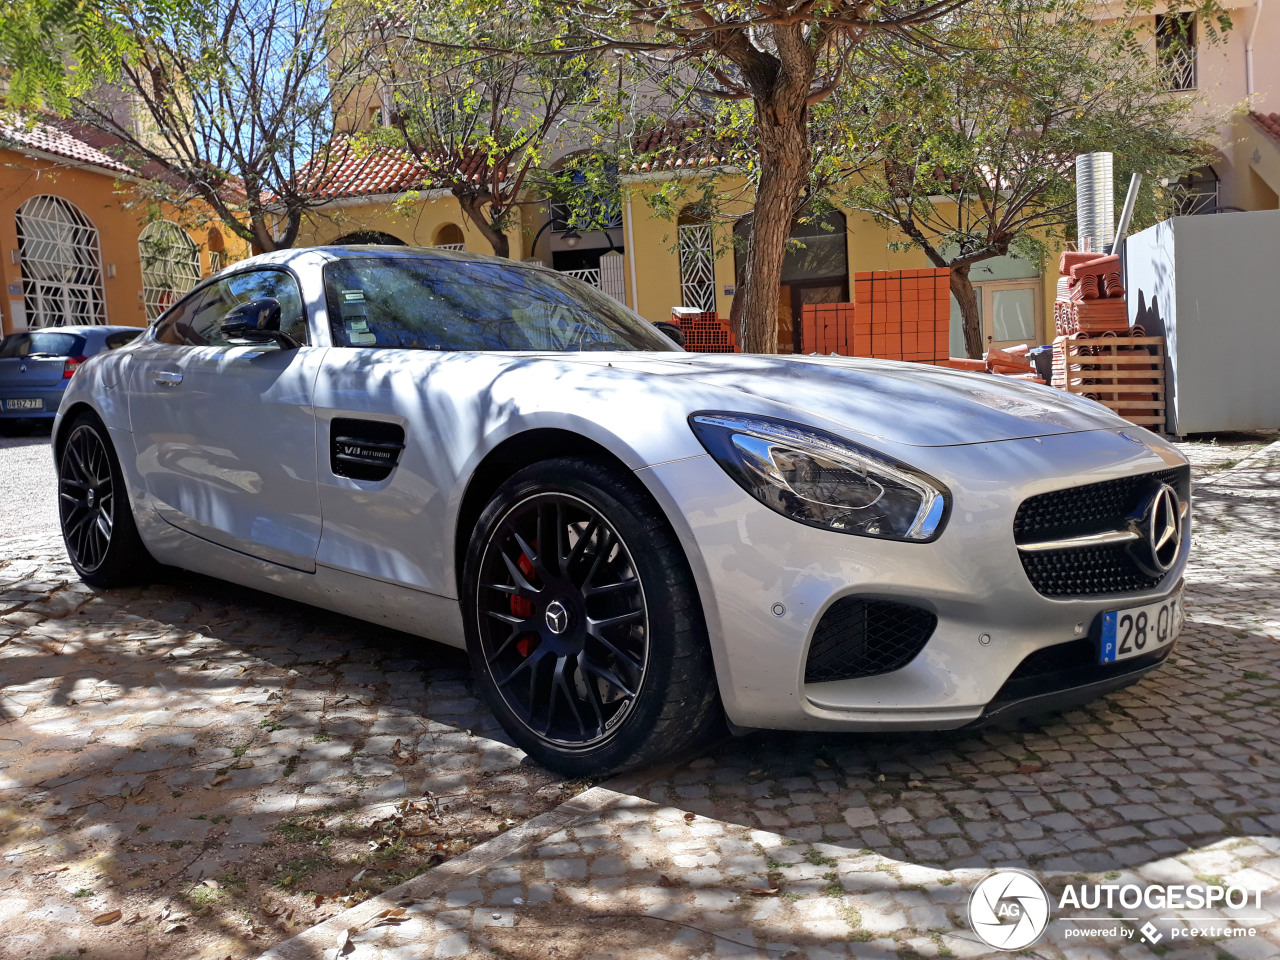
(361, 15, 612, 258)
(61, 0, 371, 252)
(0, 0, 157, 110)
(829, 0, 1224, 358)
(404, 0, 985, 353)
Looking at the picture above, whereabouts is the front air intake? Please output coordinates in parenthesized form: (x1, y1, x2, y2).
(804, 598, 937, 683)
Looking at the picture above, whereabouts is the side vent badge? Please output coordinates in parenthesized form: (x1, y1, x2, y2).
(330, 418, 406, 482)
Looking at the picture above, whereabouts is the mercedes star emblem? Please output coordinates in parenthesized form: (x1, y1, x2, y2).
(1140, 483, 1182, 574)
(545, 600, 570, 635)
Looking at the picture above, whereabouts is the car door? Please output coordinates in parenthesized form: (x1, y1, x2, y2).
(126, 267, 327, 571)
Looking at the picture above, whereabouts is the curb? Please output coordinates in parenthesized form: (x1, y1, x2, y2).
(254, 785, 630, 959)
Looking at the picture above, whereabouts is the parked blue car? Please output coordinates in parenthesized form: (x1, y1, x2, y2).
(0, 326, 143, 435)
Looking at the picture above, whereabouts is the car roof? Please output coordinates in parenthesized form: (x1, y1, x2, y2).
(212, 244, 555, 275)
(5, 325, 142, 336)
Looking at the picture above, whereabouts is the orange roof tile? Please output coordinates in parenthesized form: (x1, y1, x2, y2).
(0, 115, 134, 175)
(1249, 111, 1280, 146)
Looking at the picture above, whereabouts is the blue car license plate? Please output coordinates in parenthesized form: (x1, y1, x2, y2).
(1099, 590, 1183, 664)
(2, 398, 43, 411)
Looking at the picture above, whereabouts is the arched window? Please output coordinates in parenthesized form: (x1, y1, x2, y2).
(15, 195, 107, 327)
(207, 226, 227, 273)
(332, 231, 406, 246)
(677, 207, 716, 313)
(139, 221, 202, 321)
(433, 223, 465, 250)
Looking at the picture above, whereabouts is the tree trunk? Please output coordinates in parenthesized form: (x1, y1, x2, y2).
(456, 192, 510, 258)
(737, 105, 809, 354)
(949, 264, 984, 359)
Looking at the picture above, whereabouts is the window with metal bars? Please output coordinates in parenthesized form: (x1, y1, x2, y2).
(1156, 13, 1197, 90)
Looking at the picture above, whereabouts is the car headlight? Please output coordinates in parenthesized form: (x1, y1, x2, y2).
(688, 413, 949, 541)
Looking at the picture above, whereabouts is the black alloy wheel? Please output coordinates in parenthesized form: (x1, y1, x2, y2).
(57, 412, 155, 587)
(463, 457, 722, 776)
(475, 491, 649, 747)
(59, 421, 116, 572)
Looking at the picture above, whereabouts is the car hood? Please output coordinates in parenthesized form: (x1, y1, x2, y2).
(572, 353, 1122, 447)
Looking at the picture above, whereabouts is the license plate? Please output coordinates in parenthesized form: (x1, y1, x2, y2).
(2, 398, 43, 411)
(1099, 591, 1183, 663)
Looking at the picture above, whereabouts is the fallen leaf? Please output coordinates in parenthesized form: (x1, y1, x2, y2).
(746, 887, 780, 896)
(123, 913, 143, 926)
(876, 774, 886, 782)
(211, 775, 230, 787)
(313, 893, 324, 907)
(814, 758, 830, 769)
(163, 922, 186, 934)
(683, 813, 696, 823)
(202, 879, 221, 890)
(336, 927, 354, 955)
(391, 738, 403, 755)
(34, 865, 69, 878)
(747, 769, 764, 777)
(349, 868, 367, 885)
(657, 874, 677, 887)
(92, 910, 122, 925)
(907, 780, 924, 788)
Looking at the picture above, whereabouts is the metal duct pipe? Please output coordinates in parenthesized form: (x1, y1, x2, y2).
(1110, 173, 1143, 255)
(1076, 152, 1115, 254)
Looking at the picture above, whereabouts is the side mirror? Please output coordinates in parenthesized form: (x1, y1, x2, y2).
(654, 321, 686, 347)
(221, 298, 300, 349)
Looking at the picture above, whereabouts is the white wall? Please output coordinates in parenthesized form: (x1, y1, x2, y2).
(1126, 209, 1280, 433)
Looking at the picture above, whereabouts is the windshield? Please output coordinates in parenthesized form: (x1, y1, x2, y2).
(323, 256, 679, 352)
(0, 331, 85, 358)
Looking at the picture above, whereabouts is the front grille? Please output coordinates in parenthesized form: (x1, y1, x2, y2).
(804, 598, 936, 683)
(1014, 467, 1189, 542)
(1014, 466, 1189, 598)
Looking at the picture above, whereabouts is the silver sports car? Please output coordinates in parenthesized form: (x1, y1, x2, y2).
(53, 246, 1190, 775)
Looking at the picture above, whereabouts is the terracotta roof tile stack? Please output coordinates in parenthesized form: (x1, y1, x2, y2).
(670, 307, 738, 353)
(984, 344, 1046, 383)
(1054, 252, 1129, 336)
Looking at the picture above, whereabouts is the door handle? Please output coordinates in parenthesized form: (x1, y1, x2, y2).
(153, 370, 183, 386)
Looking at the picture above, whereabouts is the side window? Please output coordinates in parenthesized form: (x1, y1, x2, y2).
(154, 287, 212, 345)
(153, 270, 307, 347)
(225, 270, 308, 343)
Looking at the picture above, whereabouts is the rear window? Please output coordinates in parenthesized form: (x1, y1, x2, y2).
(104, 330, 144, 350)
(0, 331, 86, 358)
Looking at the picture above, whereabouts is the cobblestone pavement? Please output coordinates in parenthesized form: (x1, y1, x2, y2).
(2, 436, 1278, 960)
(0, 545, 567, 960)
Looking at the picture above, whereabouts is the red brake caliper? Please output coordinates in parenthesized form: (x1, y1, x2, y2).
(510, 547, 538, 657)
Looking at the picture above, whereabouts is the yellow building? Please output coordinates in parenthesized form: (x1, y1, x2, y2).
(0, 118, 244, 337)
(297, 2, 1280, 355)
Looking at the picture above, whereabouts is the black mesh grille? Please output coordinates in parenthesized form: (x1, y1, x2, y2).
(804, 599, 937, 683)
(1014, 467, 1189, 542)
(1014, 467, 1189, 598)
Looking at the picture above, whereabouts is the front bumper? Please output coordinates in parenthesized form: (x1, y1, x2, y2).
(637, 426, 1189, 732)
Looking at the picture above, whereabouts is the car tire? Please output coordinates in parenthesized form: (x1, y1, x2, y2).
(57, 411, 156, 588)
(462, 457, 722, 777)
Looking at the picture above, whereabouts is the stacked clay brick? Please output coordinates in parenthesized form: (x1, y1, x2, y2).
(798, 268, 950, 361)
(670, 306, 738, 353)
